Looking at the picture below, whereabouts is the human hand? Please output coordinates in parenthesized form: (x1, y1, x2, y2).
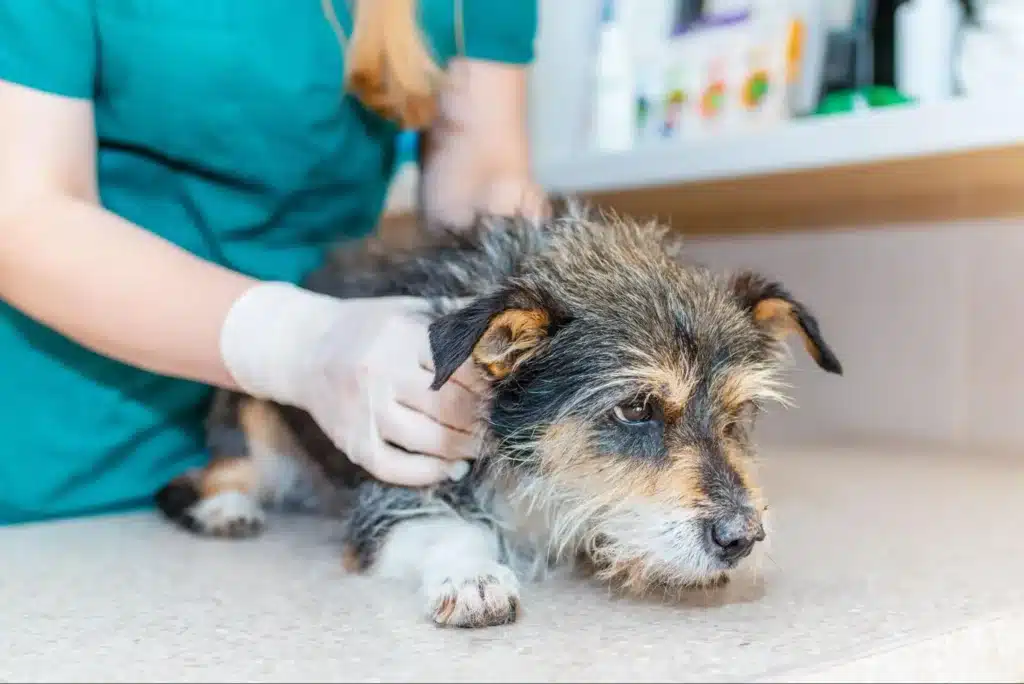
(475, 175, 550, 222)
(299, 296, 486, 486)
(220, 283, 486, 487)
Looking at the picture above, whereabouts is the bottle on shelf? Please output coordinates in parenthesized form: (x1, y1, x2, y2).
(591, 0, 636, 153)
(895, 0, 965, 103)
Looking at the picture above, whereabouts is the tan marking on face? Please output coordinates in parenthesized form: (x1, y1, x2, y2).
(627, 364, 695, 420)
(654, 456, 704, 505)
(713, 373, 771, 504)
(533, 422, 638, 504)
(550, 363, 759, 508)
(473, 308, 550, 380)
(724, 441, 756, 493)
(536, 415, 764, 512)
(720, 435, 767, 517)
(534, 421, 704, 508)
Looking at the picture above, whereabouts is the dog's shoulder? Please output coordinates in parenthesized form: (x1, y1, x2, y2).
(304, 213, 558, 301)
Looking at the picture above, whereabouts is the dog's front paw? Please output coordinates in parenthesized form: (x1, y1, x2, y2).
(425, 563, 521, 628)
(185, 490, 266, 538)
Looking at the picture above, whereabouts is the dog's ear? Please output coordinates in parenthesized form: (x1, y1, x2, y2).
(428, 287, 560, 390)
(730, 271, 843, 375)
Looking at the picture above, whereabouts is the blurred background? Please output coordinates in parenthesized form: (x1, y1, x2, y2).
(389, 0, 1024, 457)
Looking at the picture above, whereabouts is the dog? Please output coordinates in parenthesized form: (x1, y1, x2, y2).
(156, 202, 842, 628)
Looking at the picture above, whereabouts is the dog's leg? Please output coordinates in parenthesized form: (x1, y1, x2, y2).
(343, 483, 520, 628)
(155, 395, 319, 538)
(156, 457, 266, 537)
(373, 516, 521, 628)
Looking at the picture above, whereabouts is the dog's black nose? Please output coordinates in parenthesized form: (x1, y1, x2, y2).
(706, 515, 765, 564)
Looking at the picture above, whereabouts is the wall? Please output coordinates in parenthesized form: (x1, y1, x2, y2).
(684, 218, 1024, 454)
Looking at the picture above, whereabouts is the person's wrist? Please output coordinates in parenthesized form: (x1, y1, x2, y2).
(219, 281, 347, 408)
(475, 174, 549, 221)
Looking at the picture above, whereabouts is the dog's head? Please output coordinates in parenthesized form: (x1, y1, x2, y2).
(427, 208, 842, 592)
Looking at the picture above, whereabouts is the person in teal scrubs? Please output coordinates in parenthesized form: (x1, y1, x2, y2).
(0, 0, 549, 525)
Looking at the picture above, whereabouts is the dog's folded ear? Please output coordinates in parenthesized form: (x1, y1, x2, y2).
(428, 287, 561, 390)
(729, 271, 843, 375)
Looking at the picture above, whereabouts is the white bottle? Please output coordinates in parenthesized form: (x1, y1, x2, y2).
(895, 0, 965, 103)
(592, 0, 636, 153)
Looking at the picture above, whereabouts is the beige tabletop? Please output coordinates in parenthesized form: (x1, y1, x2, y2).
(2, 444, 1022, 682)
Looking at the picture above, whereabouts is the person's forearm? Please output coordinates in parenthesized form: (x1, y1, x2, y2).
(418, 59, 547, 230)
(419, 135, 546, 230)
(0, 193, 257, 389)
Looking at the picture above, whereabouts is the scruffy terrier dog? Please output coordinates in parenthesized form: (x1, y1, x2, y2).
(156, 202, 842, 628)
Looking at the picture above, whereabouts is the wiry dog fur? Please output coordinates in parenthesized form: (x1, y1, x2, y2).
(156, 202, 842, 628)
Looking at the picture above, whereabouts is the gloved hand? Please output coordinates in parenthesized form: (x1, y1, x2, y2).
(219, 282, 483, 486)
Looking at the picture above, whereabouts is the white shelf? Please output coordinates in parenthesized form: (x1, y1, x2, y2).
(3, 443, 1023, 681)
(384, 98, 1023, 232)
(537, 97, 1024, 195)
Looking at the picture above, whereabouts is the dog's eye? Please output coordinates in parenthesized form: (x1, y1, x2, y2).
(612, 399, 654, 424)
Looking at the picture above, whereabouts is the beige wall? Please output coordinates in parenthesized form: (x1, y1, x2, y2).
(684, 218, 1024, 454)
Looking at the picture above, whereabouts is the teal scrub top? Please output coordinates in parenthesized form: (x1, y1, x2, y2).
(0, 0, 537, 525)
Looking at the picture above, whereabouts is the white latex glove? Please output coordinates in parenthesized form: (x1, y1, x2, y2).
(219, 282, 484, 487)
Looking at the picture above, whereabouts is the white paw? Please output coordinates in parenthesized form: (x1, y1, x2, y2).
(424, 563, 521, 628)
(186, 490, 266, 538)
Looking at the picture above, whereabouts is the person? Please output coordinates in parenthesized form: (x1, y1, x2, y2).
(0, 0, 549, 525)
